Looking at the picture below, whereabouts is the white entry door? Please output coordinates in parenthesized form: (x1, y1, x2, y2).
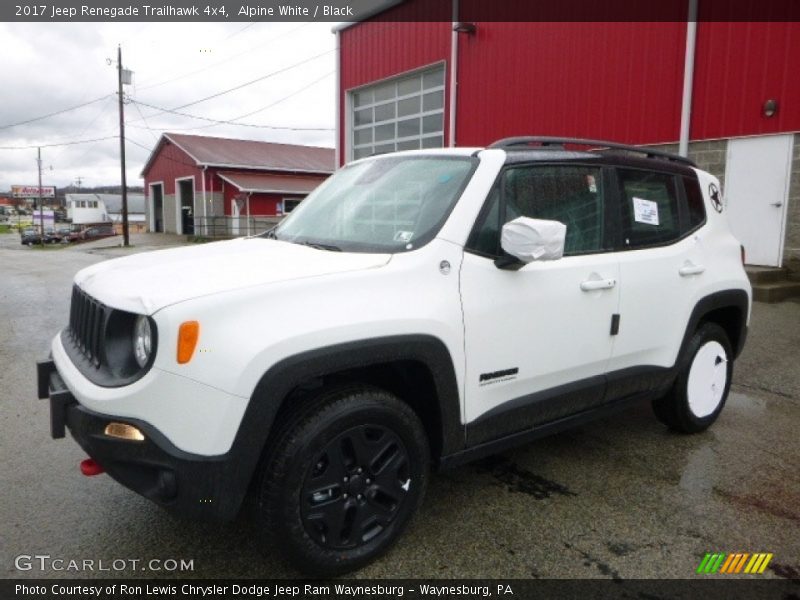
(725, 134, 793, 266)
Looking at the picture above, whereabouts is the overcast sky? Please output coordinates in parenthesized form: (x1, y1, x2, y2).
(0, 22, 337, 192)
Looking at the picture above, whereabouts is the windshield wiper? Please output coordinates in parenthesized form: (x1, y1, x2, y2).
(300, 240, 342, 252)
(262, 227, 278, 240)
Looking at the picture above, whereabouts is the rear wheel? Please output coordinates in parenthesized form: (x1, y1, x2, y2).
(255, 386, 429, 576)
(653, 322, 733, 433)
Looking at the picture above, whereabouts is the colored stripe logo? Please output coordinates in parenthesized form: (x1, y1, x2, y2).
(696, 552, 773, 574)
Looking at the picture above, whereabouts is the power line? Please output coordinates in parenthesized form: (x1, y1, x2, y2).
(153, 70, 335, 132)
(135, 22, 311, 91)
(0, 50, 332, 154)
(220, 21, 258, 43)
(50, 96, 116, 167)
(126, 136, 198, 170)
(133, 48, 334, 122)
(131, 98, 161, 142)
(126, 137, 155, 152)
(130, 99, 334, 131)
(0, 95, 111, 130)
(0, 135, 118, 150)
(218, 71, 334, 122)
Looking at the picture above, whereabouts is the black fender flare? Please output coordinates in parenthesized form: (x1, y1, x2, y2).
(677, 289, 750, 361)
(218, 335, 462, 519)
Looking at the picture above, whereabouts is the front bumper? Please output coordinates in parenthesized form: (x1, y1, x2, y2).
(37, 358, 247, 522)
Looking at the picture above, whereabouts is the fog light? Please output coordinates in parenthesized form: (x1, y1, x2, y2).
(104, 422, 145, 441)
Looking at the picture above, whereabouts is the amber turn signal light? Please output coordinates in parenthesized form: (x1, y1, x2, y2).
(177, 321, 200, 364)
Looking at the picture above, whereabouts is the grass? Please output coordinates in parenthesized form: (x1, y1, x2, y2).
(30, 243, 65, 251)
(0, 224, 11, 234)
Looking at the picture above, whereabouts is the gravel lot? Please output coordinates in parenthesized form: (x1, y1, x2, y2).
(1, 232, 798, 580)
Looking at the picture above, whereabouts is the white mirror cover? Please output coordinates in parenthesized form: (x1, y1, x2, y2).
(501, 217, 567, 262)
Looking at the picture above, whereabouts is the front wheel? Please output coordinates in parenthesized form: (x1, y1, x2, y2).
(653, 322, 733, 433)
(255, 386, 429, 576)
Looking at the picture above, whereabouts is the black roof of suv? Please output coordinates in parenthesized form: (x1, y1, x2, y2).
(489, 136, 697, 176)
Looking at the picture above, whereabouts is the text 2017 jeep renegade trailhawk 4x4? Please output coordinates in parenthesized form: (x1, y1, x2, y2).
(37, 137, 751, 574)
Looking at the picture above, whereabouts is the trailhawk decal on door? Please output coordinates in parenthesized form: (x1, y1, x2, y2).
(479, 368, 519, 386)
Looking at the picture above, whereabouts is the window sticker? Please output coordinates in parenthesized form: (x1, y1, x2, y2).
(632, 197, 660, 226)
(394, 230, 414, 242)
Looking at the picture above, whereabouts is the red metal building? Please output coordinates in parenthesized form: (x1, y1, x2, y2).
(141, 133, 334, 236)
(334, 0, 800, 267)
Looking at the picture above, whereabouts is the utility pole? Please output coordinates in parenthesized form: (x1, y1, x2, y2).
(37, 147, 44, 237)
(117, 45, 130, 247)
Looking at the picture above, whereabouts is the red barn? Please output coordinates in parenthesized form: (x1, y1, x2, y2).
(334, 1, 800, 267)
(141, 133, 334, 237)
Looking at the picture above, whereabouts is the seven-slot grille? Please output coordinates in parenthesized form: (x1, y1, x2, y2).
(68, 286, 106, 367)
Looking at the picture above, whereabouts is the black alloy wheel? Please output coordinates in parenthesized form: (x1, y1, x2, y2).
(255, 386, 429, 576)
(301, 424, 411, 550)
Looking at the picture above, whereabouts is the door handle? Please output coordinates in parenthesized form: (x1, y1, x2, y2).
(771, 202, 784, 207)
(679, 264, 706, 276)
(580, 278, 617, 291)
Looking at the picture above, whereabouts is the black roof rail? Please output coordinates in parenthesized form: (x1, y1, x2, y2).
(487, 136, 696, 167)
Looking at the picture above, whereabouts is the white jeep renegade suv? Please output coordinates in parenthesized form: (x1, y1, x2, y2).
(38, 137, 751, 574)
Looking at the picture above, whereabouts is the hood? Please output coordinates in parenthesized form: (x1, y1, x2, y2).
(74, 238, 391, 314)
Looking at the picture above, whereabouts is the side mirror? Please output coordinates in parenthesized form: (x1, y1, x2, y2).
(495, 217, 566, 269)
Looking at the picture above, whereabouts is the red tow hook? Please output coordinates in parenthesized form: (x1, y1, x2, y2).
(80, 458, 105, 476)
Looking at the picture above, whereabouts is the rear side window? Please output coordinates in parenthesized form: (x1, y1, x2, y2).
(618, 169, 680, 248)
(467, 165, 606, 257)
(683, 176, 706, 231)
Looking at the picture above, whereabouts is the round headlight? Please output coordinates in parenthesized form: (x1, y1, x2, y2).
(133, 315, 152, 368)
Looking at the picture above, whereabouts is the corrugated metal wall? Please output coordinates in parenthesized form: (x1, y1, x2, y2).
(143, 141, 204, 196)
(692, 20, 800, 139)
(221, 186, 282, 216)
(248, 194, 282, 216)
(339, 3, 800, 157)
(453, 21, 687, 147)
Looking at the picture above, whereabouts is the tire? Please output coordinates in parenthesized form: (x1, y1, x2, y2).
(254, 385, 430, 576)
(653, 322, 733, 433)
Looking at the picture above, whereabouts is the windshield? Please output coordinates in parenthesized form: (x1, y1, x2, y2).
(269, 155, 477, 252)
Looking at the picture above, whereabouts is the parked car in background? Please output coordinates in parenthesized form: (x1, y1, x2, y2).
(81, 225, 116, 241)
(58, 224, 117, 244)
(20, 228, 42, 245)
(44, 226, 73, 244)
(61, 228, 83, 244)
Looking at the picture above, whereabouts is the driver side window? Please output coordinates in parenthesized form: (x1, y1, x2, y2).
(467, 165, 607, 257)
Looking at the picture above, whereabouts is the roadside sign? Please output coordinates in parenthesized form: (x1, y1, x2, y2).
(12, 185, 56, 199)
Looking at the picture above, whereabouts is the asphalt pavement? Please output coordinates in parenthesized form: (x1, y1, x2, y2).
(1, 232, 798, 580)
